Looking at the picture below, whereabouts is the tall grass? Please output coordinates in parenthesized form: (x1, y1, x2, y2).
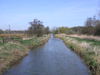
(56, 34, 100, 75)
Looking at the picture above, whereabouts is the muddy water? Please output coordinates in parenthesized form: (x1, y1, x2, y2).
(3, 35, 90, 75)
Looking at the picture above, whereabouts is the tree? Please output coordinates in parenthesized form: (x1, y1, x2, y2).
(44, 26, 50, 34)
(83, 17, 95, 35)
(85, 18, 93, 26)
(95, 20, 100, 35)
(94, 12, 100, 35)
(28, 19, 50, 37)
(52, 27, 74, 34)
(0, 29, 4, 34)
(28, 19, 44, 37)
(71, 26, 83, 34)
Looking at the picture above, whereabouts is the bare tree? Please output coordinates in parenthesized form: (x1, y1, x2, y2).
(28, 19, 49, 37)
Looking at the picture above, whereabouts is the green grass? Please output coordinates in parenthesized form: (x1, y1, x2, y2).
(0, 37, 4, 46)
(20, 39, 33, 45)
(0, 37, 23, 46)
(20, 37, 40, 47)
(11, 37, 22, 41)
(0, 42, 4, 46)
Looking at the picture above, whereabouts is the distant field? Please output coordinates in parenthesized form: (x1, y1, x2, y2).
(0, 34, 27, 38)
(0, 34, 27, 46)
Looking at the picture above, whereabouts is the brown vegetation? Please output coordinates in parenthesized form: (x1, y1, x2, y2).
(0, 34, 27, 38)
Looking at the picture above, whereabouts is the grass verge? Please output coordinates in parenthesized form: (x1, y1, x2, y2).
(56, 34, 100, 75)
(0, 35, 50, 74)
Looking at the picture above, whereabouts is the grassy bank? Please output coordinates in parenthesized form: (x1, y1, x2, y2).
(56, 34, 100, 75)
(0, 35, 50, 74)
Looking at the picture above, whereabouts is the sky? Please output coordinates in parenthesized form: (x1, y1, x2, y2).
(0, 0, 99, 30)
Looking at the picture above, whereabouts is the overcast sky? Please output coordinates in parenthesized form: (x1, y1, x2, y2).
(0, 0, 99, 30)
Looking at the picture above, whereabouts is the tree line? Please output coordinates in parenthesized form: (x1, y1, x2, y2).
(0, 19, 50, 38)
(53, 16, 100, 36)
(0, 16, 100, 36)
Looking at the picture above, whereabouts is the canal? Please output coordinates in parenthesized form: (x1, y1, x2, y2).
(3, 35, 90, 75)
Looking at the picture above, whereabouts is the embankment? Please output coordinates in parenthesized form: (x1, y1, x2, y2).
(56, 34, 100, 75)
(0, 35, 50, 74)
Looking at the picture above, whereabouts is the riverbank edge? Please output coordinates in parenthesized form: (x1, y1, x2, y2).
(0, 35, 50, 75)
(55, 34, 100, 75)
